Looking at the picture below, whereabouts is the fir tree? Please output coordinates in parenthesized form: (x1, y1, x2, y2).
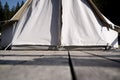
(10, 5, 16, 18)
(15, 2, 20, 12)
(0, 0, 3, 21)
(3, 2, 10, 20)
(0, 0, 3, 32)
(20, 1, 24, 7)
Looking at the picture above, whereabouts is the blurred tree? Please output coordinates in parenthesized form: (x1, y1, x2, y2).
(20, 1, 24, 7)
(10, 5, 16, 18)
(0, 0, 25, 32)
(0, 0, 3, 32)
(0, 0, 3, 21)
(15, 2, 20, 12)
(3, 2, 10, 20)
(10, 1, 24, 19)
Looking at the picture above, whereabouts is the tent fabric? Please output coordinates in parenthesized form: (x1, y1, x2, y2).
(12, 0, 60, 46)
(61, 0, 118, 47)
(2, 0, 118, 48)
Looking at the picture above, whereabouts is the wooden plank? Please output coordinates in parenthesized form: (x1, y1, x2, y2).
(70, 51, 120, 80)
(0, 51, 71, 80)
(84, 51, 120, 62)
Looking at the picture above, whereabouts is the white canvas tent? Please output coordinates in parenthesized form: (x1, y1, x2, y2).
(1, 0, 120, 50)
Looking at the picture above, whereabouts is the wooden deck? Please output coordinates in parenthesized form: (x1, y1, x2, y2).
(0, 50, 120, 80)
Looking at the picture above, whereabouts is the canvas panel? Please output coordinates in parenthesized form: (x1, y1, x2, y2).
(12, 0, 60, 46)
(11, 0, 118, 48)
(61, 0, 118, 47)
(102, 16, 118, 47)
